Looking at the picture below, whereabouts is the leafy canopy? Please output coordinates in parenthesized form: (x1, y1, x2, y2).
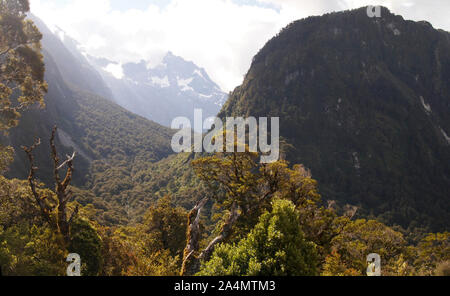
(198, 199, 319, 276)
(0, 0, 47, 173)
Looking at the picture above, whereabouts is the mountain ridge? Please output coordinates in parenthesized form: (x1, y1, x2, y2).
(5, 16, 175, 192)
(88, 51, 227, 130)
(219, 6, 450, 231)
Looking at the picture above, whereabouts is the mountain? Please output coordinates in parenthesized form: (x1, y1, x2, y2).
(5, 9, 449, 231)
(4, 17, 175, 222)
(29, 16, 114, 100)
(87, 52, 227, 130)
(219, 7, 450, 231)
(3, 16, 220, 223)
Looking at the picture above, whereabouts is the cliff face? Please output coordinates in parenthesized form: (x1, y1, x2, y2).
(219, 7, 450, 230)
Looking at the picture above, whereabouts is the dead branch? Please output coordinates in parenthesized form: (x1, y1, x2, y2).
(180, 197, 208, 276)
(22, 126, 77, 246)
(199, 201, 241, 262)
(50, 126, 76, 244)
(181, 198, 243, 275)
(22, 138, 53, 225)
(56, 152, 76, 171)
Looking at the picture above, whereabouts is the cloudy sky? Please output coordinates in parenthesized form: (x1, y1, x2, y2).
(30, 0, 450, 91)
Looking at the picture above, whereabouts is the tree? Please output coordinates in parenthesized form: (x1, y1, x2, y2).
(22, 127, 78, 246)
(0, 0, 47, 173)
(198, 199, 319, 276)
(321, 250, 359, 276)
(329, 219, 407, 275)
(181, 136, 327, 275)
(140, 195, 188, 257)
(0, 176, 66, 275)
(68, 218, 102, 276)
(182, 135, 331, 275)
(415, 232, 450, 275)
(97, 226, 139, 276)
(98, 225, 180, 276)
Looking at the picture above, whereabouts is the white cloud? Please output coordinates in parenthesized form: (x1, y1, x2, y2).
(104, 63, 124, 79)
(30, 0, 450, 91)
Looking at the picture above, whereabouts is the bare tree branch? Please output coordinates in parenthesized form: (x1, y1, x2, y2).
(56, 152, 76, 171)
(199, 201, 241, 263)
(22, 138, 53, 225)
(22, 126, 78, 247)
(50, 126, 76, 245)
(180, 197, 209, 276)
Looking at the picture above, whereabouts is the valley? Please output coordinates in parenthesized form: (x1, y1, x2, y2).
(0, 2, 448, 277)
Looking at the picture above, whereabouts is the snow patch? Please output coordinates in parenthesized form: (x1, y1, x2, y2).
(198, 93, 213, 99)
(420, 96, 432, 114)
(177, 77, 194, 92)
(56, 30, 65, 42)
(150, 75, 170, 88)
(193, 69, 205, 80)
(440, 127, 450, 145)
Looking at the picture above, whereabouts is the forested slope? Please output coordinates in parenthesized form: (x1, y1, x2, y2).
(219, 7, 450, 231)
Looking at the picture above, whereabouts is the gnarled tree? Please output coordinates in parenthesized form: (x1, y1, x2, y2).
(0, 0, 47, 173)
(181, 137, 325, 275)
(22, 126, 78, 246)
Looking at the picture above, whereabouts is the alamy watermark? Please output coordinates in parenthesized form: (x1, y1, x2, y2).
(367, 5, 381, 18)
(66, 253, 81, 276)
(366, 253, 381, 276)
(171, 109, 280, 163)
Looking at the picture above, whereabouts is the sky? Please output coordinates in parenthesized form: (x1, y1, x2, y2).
(30, 0, 450, 92)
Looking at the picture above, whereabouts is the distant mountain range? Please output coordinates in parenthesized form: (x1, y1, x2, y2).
(33, 18, 227, 131)
(87, 52, 227, 130)
(5, 16, 175, 189)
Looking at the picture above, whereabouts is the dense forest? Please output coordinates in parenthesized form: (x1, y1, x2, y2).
(0, 1, 449, 276)
(220, 6, 450, 231)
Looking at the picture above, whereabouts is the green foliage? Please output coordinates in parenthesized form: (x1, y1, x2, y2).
(192, 149, 323, 241)
(97, 226, 138, 276)
(0, 145, 13, 174)
(329, 219, 408, 275)
(69, 218, 103, 276)
(415, 232, 450, 275)
(1, 6, 448, 277)
(321, 250, 359, 276)
(198, 199, 319, 276)
(127, 249, 180, 276)
(98, 225, 180, 276)
(0, 176, 66, 275)
(0, 0, 47, 132)
(0, 0, 47, 174)
(0, 223, 66, 275)
(435, 261, 450, 276)
(218, 7, 450, 231)
(140, 195, 188, 257)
